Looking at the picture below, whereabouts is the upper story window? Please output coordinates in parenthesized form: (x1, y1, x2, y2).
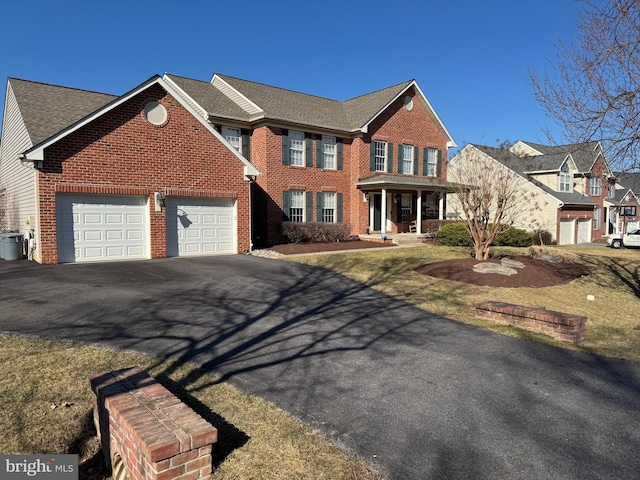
(607, 182, 616, 198)
(590, 176, 602, 196)
(289, 130, 305, 166)
(323, 136, 336, 170)
(594, 208, 602, 230)
(425, 148, 437, 177)
(289, 190, 305, 222)
(221, 126, 241, 151)
(374, 140, 388, 172)
(559, 163, 572, 192)
(400, 145, 414, 175)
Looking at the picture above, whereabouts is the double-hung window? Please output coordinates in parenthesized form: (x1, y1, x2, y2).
(221, 126, 241, 151)
(289, 190, 305, 222)
(401, 145, 414, 174)
(594, 208, 602, 230)
(559, 163, 571, 192)
(400, 193, 412, 222)
(374, 140, 387, 172)
(289, 131, 305, 166)
(323, 136, 336, 170)
(425, 148, 437, 176)
(321, 192, 336, 223)
(590, 176, 602, 196)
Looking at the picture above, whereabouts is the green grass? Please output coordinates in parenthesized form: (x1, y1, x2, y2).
(287, 245, 640, 362)
(0, 335, 383, 480)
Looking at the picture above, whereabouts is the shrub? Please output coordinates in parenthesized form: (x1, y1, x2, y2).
(532, 229, 556, 245)
(436, 222, 473, 246)
(422, 219, 459, 235)
(494, 227, 533, 247)
(281, 222, 351, 243)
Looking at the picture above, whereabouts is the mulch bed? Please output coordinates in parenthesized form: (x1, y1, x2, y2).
(266, 240, 396, 255)
(415, 256, 591, 288)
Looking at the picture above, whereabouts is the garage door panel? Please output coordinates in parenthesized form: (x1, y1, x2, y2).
(166, 198, 236, 257)
(56, 194, 148, 263)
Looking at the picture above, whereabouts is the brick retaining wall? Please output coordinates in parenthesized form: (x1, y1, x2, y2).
(90, 367, 217, 480)
(475, 301, 586, 345)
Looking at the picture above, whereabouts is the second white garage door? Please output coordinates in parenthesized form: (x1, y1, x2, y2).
(166, 198, 236, 257)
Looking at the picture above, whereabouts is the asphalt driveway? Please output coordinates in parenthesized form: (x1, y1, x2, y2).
(1, 256, 639, 479)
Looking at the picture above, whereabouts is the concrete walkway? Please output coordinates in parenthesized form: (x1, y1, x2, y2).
(0, 256, 639, 479)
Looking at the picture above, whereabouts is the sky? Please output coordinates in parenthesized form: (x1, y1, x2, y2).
(0, 0, 581, 155)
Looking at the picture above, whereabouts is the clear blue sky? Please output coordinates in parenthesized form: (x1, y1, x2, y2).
(0, 0, 579, 154)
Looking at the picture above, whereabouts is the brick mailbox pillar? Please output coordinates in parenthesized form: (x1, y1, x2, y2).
(90, 367, 218, 480)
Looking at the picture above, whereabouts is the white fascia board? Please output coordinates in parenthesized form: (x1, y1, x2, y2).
(360, 81, 457, 148)
(162, 74, 208, 119)
(23, 75, 260, 178)
(210, 74, 264, 116)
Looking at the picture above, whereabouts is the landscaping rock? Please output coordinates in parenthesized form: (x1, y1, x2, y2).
(473, 262, 518, 276)
(501, 258, 525, 269)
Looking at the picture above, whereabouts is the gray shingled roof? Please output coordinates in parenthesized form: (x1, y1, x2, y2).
(474, 144, 597, 206)
(164, 74, 252, 121)
(356, 173, 462, 191)
(519, 140, 600, 172)
(615, 171, 640, 193)
(169, 73, 415, 132)
(8, 78, 117, 145)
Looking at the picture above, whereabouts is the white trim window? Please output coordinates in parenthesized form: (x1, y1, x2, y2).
(559, 163, 572, 192)
(374, 140, 387, 172)
(590, 176, 602, 196)
(290, 190, 305, 222)
(426, 148, 437, 177)
(594, 208, 601, 230)
(321, 192, 336, 223)
(221, 126, 241, 151)
(401, 145, 414, 174)
(290, 130, 305, 166)
(401, 193, 412, 222)
(323, 136, 336, 170)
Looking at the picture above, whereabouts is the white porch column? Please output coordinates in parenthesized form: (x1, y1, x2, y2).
(438, 193, 445, 220)
(381, 188, 387, 234)
(416, 190, 423, 234)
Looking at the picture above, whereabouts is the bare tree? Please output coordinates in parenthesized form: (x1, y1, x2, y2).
(448, 145, 542, 260)
(531, 0, 640, 172)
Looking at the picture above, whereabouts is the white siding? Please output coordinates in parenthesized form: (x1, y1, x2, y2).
(212, 76, 263, 115)
(0, 81, 36, 234)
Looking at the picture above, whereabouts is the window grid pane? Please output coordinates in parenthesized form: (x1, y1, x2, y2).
(290, 191, 304, 222)
(374, 141, 387, 172)
(590, 177, 602, 196)
(321, 192, 335, 223)
(594, 208, 601, 230)
(426, 148, 437, 176)
(222, 127, 241, 151)
(290, 131, 304, 166)
(402, 145, 413, 174)
(323, 137, 336, 169)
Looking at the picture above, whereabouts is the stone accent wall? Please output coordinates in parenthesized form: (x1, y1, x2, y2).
(475, 301, 586, 345)
(90, 367, 217, 480)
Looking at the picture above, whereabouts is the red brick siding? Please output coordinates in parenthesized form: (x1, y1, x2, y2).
(586, 156, 608, 240)
(557, 207, 595, 244)
(37, 84, 250, 264)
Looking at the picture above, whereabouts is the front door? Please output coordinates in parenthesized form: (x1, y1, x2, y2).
(373, 194, 382, 231)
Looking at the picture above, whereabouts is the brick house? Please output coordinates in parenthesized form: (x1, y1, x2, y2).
(0, 72, 457, 263)
(448, 141, 617, 244)
(611, 171, 640, 234)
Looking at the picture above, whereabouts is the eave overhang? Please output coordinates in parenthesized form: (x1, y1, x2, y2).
(356, 174, 464, 192)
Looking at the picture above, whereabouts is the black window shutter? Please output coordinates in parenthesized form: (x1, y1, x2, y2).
(306, 191, 313, 221)
(305, 133, 313, 167)
(283, 191, 291, 221)
(387, 143, 394, 173)
(241, 129, 250, 159)
(398, 144, 404, 174)
(337, 138, 343, 170)
(282, 129, 290, 165)
(316, 192, 323, 221)
(370, 142, 376, 171)
(437, 149, 443, 177)
(337, 193, 343, 223)
(316, 135, 323, 169)
(422, 148, 428, 176)
(413, 147, 419, 175)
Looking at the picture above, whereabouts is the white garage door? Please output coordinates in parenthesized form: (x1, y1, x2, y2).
(56, 194, 148, 263)
(577, 219, 591, 244)
(559, 219, 575, 245)
(165, 198, 236, 257)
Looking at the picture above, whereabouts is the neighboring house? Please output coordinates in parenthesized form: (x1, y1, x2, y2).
(611, 171, 640, 233)
(448, 141, 616, 244)
(0, 73, 457, 264)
